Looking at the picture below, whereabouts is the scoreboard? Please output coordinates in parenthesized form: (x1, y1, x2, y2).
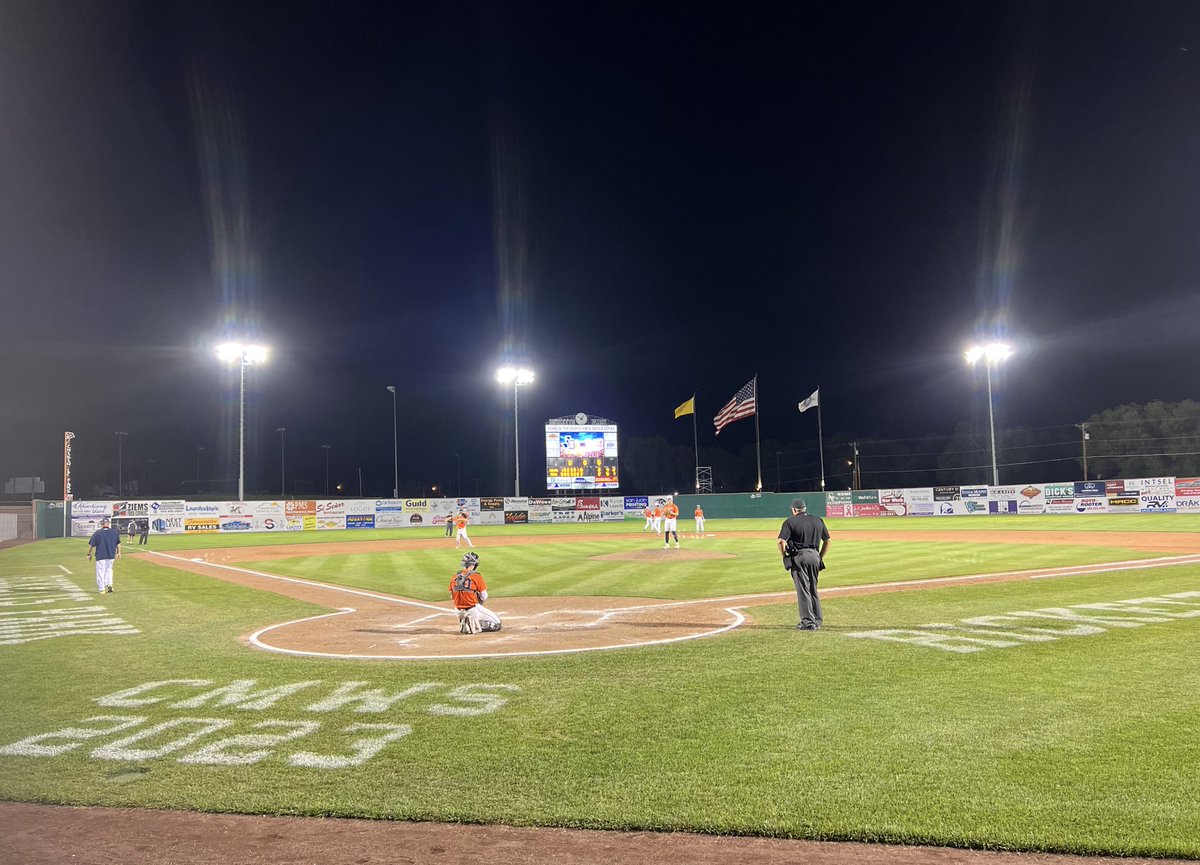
(545, 414, 619, 490)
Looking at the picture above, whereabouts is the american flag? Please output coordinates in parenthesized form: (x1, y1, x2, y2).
(713, 377, 757, 434)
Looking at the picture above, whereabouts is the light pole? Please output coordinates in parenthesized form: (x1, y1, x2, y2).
(321, 444, 331, 496)
(386, 386, 398, 498)
(965, 342, 1013, 486)
(114, 432, 128, 496)
(496, 366, 535, 497)
(216, 342, 270, 502)
(275, 427, 286, 496)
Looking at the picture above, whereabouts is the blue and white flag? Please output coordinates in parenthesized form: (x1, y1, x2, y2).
(798, 388, 819, 413)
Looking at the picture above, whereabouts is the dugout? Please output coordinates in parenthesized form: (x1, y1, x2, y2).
(671, 491, 825, 519)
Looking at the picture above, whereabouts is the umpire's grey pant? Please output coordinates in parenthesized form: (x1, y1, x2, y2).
(789, 549, 823, 629)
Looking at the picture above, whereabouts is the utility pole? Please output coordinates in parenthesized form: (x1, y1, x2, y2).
(1075, 422, 1090, 481)
(850, 441, 861, 490)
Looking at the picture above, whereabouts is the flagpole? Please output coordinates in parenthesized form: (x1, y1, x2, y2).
(817, 388, 825, 490)
(753, 376, 762, 491)
(691, 393, 699, 492)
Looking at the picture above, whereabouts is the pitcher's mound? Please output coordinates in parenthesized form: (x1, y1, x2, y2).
(594, 548, 736, 562)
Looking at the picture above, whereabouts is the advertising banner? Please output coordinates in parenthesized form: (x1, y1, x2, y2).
(1131, 477, 1174, 494)
(151, 514, 185, 534)
(988, 500, 1018, 515)
(505, 497, 530, 512)
(960, 486, 989, 499)
(528, 497, 553, 523)
(852, 502, 893, 517)
(480, 497, 505, 511)
(346, 514, 376, 529)
(1175, 477, 1200, 497)
(624, 496, 648, 511)
(403, 498, 430, 513)
(186, 502, 222, 517)
(825, 504, 851, 517)
(1074, 481, 1105, 497)
(148, 500, 186, 517)
(185, 517, 219, 533)
(1139, 491, 1176, 512)
(574, 510, 602, 522)
(551, 498, 576, 512)
(575, 496, 601, 511)
(475, 510, 505, 526)
(70, 501, 113, 517)
(879, 490, 908, 516)
(826, 490, 852, 506)
(932, 486, 961, 501)
(111, 500, 153, 518)
(285, 500, 315, 516)
(71, 518, 103, 537)
(252, 514, 284, 531)
(1106, 495, 1140, 513)
(850, 490, 879, 504)
(504, 511, 529, 524)
(316, 500, 346, 517)
(601, 508, 625, 521)
(1105, 480, 1126, 495)
(1016, 485, 1047, 515)
(247, 501, 285, 517)
(908, 501, 936, 516)
(375, 500, 407, 528)
(219, 515, 253, 532)
(1175, 495, 1200, 512)
(1043, 483, 1075, 499)
(1074, 496, 1108, 513)
(903, 488, 934, 504)
(1045, 494, 1076, 514)
(935, 500, 969, 516)
(551, 510, 576, 523)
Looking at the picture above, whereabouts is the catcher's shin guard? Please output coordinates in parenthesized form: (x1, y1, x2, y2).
(457, 609, 480, 634)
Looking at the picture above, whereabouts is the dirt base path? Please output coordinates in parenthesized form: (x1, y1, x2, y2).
(1, 801, 1191, 865)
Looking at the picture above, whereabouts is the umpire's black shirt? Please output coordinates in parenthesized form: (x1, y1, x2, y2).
(778, 513, 830, 551)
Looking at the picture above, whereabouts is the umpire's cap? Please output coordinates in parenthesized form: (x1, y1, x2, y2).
(790, 498, 807, 512)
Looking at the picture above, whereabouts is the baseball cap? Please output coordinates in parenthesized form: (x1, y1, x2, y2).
(790, 498, 807, 512)
(100, 517, 111, 524)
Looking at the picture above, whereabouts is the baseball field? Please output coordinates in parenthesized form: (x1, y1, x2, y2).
(1, 513, 1199, 861)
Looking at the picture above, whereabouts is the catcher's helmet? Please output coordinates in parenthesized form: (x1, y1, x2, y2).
(461, 552, 480, 569)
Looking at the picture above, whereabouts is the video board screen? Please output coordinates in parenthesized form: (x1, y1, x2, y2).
(545, 421, 619, 490)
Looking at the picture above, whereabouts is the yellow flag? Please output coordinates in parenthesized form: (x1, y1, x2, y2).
(674, 396, 695, 419)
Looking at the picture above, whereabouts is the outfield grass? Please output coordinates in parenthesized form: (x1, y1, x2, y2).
(3, 516, 1199, 857)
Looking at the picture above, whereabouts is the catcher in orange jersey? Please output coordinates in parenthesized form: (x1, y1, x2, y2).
(449, 552, 501, 634)
(662, 500, 680, 548)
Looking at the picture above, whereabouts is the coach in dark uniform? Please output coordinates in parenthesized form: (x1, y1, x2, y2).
(776, 498, 830, 631)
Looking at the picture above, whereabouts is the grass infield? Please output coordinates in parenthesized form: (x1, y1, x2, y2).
(1, 514, 1198, 857)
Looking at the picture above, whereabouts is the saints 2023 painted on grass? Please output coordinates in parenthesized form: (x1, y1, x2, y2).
(0, 679, 520, 769)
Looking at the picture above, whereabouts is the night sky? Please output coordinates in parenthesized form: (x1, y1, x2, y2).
(3, 0, 1199, 499)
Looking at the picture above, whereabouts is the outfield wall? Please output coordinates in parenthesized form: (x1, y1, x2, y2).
(679, 476, 1194, 519)
(62, 476, 1199, 537)
(65, 494, 672, 538)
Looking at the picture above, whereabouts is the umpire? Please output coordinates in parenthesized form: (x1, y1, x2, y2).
(776, 498, 830, 631)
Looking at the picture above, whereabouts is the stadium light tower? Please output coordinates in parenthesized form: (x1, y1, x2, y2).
(496, 366, 535, 496)
(216, 342, 270, 502)
(964, 342, 1012, 486)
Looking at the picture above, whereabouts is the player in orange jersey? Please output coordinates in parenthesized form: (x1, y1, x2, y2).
(453, 510, 473, 548)
(662, 500, 680, 548)
(652, 503, 663, 534)
(449, 552, 501, 633)
(642, 506, 654, 532)
(694, 505, 705, 537)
